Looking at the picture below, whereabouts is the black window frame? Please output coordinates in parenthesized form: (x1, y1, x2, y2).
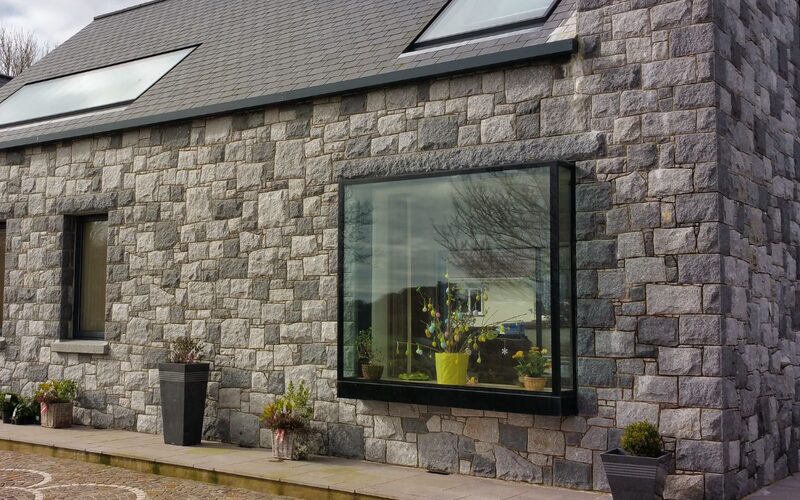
(336, 161, 577, 416)
(72, 214, 108, 340)
(410, 0, 561, 50)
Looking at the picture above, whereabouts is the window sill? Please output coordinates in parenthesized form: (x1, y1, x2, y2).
(337, 379, 577, 416)
(52, 340, 109, 355)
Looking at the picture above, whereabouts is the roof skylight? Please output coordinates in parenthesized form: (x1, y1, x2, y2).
(417, 0, 558, 46)
(0, 47, 194, 127)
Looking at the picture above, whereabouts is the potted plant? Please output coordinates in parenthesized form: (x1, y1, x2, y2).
(159, 336, 209, 446)
(357, 328, 384, 381)
(11, 397, 39, 425)
(513, 347, 551, 391)
(0, 392, 20, 423)
(414, 283, 500, 386)
(260, 381, 312, 460)
(601, 421, 671, 500)
(34, 379, 78, 428)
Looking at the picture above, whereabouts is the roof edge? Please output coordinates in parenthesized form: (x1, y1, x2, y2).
(0, 39, 577, 151)
(94, 0, 169, 20)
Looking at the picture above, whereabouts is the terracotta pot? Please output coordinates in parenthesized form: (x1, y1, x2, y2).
(435, 352, 470, 385)
(523, 376, 547, 391)
(361, 364, 384, 381)
(40, 402, 73, 429)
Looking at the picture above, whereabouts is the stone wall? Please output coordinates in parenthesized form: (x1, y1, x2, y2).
(0, 0, 795, 496)
(714, 0, 800, 496)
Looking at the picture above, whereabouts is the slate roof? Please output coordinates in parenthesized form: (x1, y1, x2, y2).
(0, 0, 576, 150)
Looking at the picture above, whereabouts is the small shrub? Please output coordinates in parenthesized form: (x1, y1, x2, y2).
(260, 381, 312, 432)
(168, 337, 204, 363)
(620, 421, 663, 457)
(34, 380, 78, 404)
(0, 392, 20, 412)
(12, 397, 40, 423)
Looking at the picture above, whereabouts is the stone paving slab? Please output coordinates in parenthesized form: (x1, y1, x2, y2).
(0, 424, 609, 500)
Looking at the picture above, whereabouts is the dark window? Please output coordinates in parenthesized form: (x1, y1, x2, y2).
(338, 163, 576, 415)
(0, 222, 5, 334)
(73, 216, 108, 339)
(415, 0, 559, 48)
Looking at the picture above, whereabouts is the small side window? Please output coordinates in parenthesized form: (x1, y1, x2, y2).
(73, 215, 108, 340)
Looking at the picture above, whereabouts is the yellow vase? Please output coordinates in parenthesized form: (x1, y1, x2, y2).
(435, 352, 470, 386)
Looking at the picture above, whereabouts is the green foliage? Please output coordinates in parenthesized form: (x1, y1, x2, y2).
(168, 336, 204, 363)
(513, 347, 551, 377)
(398, 372, 430, 381)
(260, 381, 312, 432)
(356, 328, 380, 363)
(34, 379, 78, 404)
(13, 397, 40, 422)
(620, 421, 663, 458)
(0, 392, 20, 412)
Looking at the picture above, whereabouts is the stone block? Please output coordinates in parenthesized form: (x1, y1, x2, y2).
(654, 227, 696, 254)
(648, 169, 694, 197)
(553, 459, 592, 490)
(541, 95, 590, 136)
(616, 401, 659, 427)
(634, 375, 677, 403)
(658, 347, 702, 375)
(647, 285, 702, 314)
(418, 115, 459, 150)
(660, 408, 701, 439)
(625, 257, 667, 284)
(418, 432, 459, 473)
(258, 189, 288, 228)
(676, 439, 725, 473)
(505, 66, 552, 103)
(495, 446, 541, 483)
(230, 412, 259, 447)
(481, 115, 516, 143)
(329, 423, 365, 459)
(386, 440, 417, 466)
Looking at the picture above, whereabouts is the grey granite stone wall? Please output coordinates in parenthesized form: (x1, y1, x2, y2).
(0, 0, 795, 497)
(714, 0, 800, 497)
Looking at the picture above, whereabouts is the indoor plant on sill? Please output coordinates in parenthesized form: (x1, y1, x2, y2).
(159, 336, 209, 446)
(357, 328, 384, 381)
(1, 392, 20, 423)
(415, 284, 500, 386)
(261, 381, 312, 460)
(35, 379, 78, 428)
(513, 347, 551, 391)
(601, 421, 671, 500)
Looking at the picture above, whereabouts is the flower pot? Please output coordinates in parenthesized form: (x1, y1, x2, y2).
(601, 449, 671, 500)
(523, 376, 547, 391)
(40, 402, 73, 428)
(361, 364, 384, 381)
(272, 430, 307, 460)
(1, 409, 12, 424)
(434, 352, 470, 386)
(159, 363, 210, 446)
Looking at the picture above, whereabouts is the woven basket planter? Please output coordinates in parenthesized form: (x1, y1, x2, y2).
(40, 402, 73, 428)
(272, 431, 299, 460)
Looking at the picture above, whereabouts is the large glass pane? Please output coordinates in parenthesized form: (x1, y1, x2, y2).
(0, 225, 5, 331)
(0, 47, 194, 126)
(78, 219, 107, 335)
(343, 167, 556, 392)
(558, 166, 574, 391)
(418, 0, 557, 44)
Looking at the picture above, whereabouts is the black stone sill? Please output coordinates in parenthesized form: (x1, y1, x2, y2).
(0, 39, 577, 151)
(337, 379, 578, 416)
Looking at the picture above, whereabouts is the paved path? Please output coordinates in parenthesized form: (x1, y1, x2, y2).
(0, 450, 290, 499)
(746, 472, 800, 499)
(0, 424, 609, 500)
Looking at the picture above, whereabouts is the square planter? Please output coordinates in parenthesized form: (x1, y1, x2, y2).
(40, 402, 73, 428)
(601, 448, 671, 500)
(159, 363, 209, 446)
(272, 430, 307, 460)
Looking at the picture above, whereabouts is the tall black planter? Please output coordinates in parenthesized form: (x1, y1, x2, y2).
(601, 449, 671, 500)
(159, 363, 210, 446)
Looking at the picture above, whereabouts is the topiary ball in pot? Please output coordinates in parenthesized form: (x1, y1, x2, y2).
(601, 420, 670, 500)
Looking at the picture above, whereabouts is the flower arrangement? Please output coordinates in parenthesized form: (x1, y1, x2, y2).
(512, 347, 551, 378)
(261, 381, 312, 433)
(168, 337, 204, 363)
(356, 328, 384, 380)
(416, 284, 500, 359)
(34, 379, 78, 404)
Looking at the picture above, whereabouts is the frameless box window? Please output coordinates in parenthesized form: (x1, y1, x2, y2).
(417, 0, 558, 45)
(0, 47, 194, 126)
(339, 164, 575, 415)
(74, 217, 108, 339)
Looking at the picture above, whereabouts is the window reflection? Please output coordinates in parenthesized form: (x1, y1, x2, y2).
(342, 166, 573, 393)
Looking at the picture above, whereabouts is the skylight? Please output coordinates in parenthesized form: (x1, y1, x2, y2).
(417, 0, 558, 46)
(0, 47, 195, 127)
